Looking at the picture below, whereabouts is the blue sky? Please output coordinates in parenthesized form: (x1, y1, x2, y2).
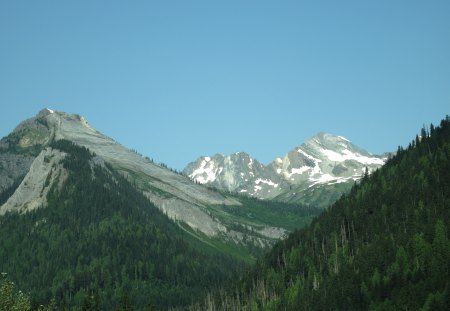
(1, 1, 449, 170)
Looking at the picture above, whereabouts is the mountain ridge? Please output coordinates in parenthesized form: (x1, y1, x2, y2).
(184, 132, 388, 207)
(0, 109, 319, 251)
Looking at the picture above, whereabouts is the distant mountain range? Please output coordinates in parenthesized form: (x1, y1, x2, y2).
(184, 132, 388, 207)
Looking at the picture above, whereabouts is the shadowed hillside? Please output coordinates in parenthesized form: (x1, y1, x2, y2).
(192, 116, 450, 310)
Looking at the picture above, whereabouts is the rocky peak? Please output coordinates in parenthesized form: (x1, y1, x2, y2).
(183, 152, 267, 192)
(36, 108, 54, 118)
(301, 132, 353, 153)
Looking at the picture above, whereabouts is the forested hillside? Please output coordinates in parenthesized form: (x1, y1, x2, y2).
(0, 109, 321, 254)
(0, 140, 247, 310)
(2, 117, 449, 310)
(194, 117, 450, 310)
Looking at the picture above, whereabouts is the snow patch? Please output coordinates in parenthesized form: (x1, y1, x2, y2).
(311, 173, 337, 184)
(255, 178, 278, 188)
(338, 135, 350, 142)
(189, 158, 220, 183)
(320, 148, 385, 165)
(309, 173, 366, 187)
(285, 166, 311, 178)
(298, 149, 319, 162)
(290, 149, 324, 180)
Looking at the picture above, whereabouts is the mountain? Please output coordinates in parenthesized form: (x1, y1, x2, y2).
(184, 152, 271, 192)
(0, 139, 246, 309)
(184, 132, 387, 207)
(193, 117, 450, 310)
(0, 109, 323, 309)
(0, 109, 236, 228)
(0, 109, 320, 251)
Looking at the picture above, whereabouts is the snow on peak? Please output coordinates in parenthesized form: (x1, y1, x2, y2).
(319, 148, 384, 165)
(337, 135, 350, 142)
(189, 157, 220, 184)
(248, 157, 254, 169)
(37, 108, 55, 118)
(285, 166, 311, 178)
(255, 178, 278, 188)
(184, 131, 387, 201)
(308, 174, 360, 188)
(297, 149, 318, 161)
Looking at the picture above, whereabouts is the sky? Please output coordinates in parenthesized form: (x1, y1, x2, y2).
(0, 1, 449, 170)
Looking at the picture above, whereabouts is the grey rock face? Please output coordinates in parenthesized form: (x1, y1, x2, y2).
(0, 153, 35, 192)
(0, 147, 67, 215)
(183, 152, 267, 191)
(184, 132, 387, 206)
(0, 108, 55, 192)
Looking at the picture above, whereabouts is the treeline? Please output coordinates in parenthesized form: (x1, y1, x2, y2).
(0, 140, 247, 310)
(192, 116, 450, 310)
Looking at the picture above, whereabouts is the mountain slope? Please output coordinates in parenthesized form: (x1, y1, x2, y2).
(184, 133, 387, 207)
(193, 117, 450, 310)
(0, 109, 317, 249)
(0, 140, 247, 310)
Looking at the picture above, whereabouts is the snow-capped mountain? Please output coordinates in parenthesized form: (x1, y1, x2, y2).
(184, 132, 388, 207)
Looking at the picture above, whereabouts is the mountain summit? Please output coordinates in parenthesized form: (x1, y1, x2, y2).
(184, 133, 387, 207)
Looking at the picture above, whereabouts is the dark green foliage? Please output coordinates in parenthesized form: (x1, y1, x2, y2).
(0, 274, 56, 311)
(0, 175, 25, 206)
(197, 116, 450, 310)
(275, 182, 354, 209)
(0, 140, 246, 310)
(0, 273, 31, 311)
(215, 196, 321, 231)
(202, 193, 322, 262)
